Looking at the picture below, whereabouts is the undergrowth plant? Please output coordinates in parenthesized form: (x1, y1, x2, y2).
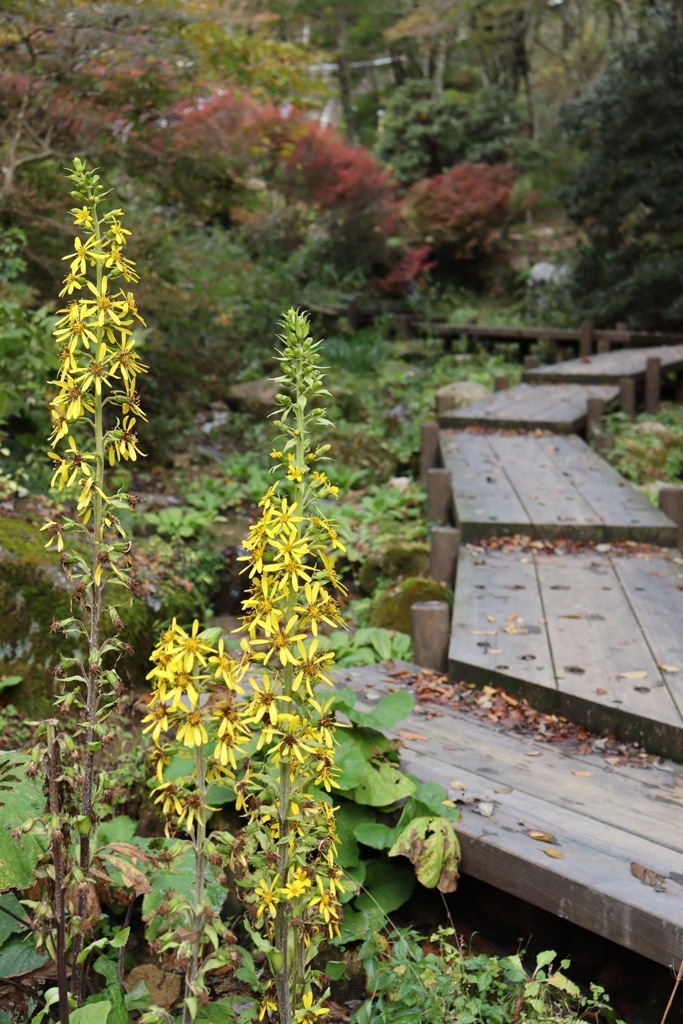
(25, 158, 148, 1019)
(144, 310, 349, 1024)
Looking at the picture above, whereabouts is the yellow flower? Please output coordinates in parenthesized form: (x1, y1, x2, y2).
(251, 615, 306, 667)
(293, 990, 329, 1023)
(175, 709, 209, 748)
(254, 874, 280, 920)
(141, 703, 170, 744)
(244, 673, 290, 726)
(207, 638, 245, 692)
(72, 206, 93, 229)
(170, 619, 210, 673)
(63, 234, 97, 276)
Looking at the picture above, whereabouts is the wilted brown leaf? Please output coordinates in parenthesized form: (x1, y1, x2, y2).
(543, 848, 565, 860)
(527, 830, 555, 843)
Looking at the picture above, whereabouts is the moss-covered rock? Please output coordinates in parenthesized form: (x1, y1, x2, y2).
(0, 512, 210, 711)
(369, 576, 451, 634)
(0, 514, 74, 716)
(357, 542, 430, 596)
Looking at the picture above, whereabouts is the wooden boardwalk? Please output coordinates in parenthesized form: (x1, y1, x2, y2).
(340, 664, 683, 969)
(449, 544, 683, 759)
(438, 382, 619, 433)
(440, 430, 677, 544)
(523, 344, 683, 385)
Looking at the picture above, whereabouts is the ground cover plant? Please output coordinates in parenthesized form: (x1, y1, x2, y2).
(0, 163, 634, 1024)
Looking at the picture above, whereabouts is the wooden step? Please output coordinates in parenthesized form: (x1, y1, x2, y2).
(438, 382, 619, 433)
(339, 664, 683, 969)
(440, 430, 677, 545)
(449, 545, 683, 759)
(523, 344, 683, 385)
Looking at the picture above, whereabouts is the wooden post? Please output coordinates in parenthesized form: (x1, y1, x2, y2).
(493, 374, 508, 392)
(435, 391, 455, 415)
(523, 354, 538, 370)
(579, 320, 593, 358)
(619, 378, 636, 420)
(419, 422, 439, 483)
(411, 601, 450, 673)
(427, 467, 452, 524)
(645, 356, 661, 414)
(658, 486, 683, 550)
(555, 346, 566, 364)
(596, 337, 610, 354)
(429, 526, 461, 585)
(586, 397, 605, 444)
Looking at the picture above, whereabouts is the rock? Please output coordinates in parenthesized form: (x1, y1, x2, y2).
(358, 542, 429, 596)
(225, 378, 280, 418)
(369, 576, 450, 634)
(435, 380, 490, 408)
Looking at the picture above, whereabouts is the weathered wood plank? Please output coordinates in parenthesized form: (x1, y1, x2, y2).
(449, 547, 557, 700)
(536, 552, 683, 747)
(439, 382, 619, 433)
(523, 344, 683, 385)
(339, 665, 683, 967)
(441, 431, 678, 544)
(613, 554, 683, 720)
(439, 432, 531, 534)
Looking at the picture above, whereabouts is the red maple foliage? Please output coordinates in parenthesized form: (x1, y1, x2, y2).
(403, 162, 515, 262)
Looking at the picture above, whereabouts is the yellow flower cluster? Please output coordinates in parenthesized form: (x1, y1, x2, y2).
(43, 159, 147, 540)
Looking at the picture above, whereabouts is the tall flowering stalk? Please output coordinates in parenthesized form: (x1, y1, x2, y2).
(40, 158, 146, 1008)
(145, 310, 346, 1024)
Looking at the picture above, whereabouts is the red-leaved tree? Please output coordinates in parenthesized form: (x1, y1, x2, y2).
(402, 162, 515, 263)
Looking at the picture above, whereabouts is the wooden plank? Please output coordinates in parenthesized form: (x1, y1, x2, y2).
(613, 554, 683, 719)
(541, 436, 677, 543)
(536, 553, 683, 748)
(439, 383, 619, 433)
(439, 431, 530, 534)
(487, 435, 601, 530)
(441, 431, 677, 544)
(523, 344, 683, 385)
(339, 665, 683, 967)
(449, 547, 557, 700)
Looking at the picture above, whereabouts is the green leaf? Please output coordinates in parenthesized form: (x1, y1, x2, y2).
(334, 733, 369, 791)
(96, 816, 137, 847)
(535, 949, 556, 970)
(0, 754, 48, 890)
(334, 801, 375, 868)
(0, 676, 21, 693)
(347, 690, 413, 731)
(142, 842, 225, 940)
(350, 761, 416, 807)
(396, 783, 461, 827)
(325, 960, 347, 981)
(70, 1003, 112, 1023)
(355, 857, 415, 914)
(0, 935, 49, 977)
(354, 821, 396, 850)
(0, 892, 29, 945)
(389, 816, 460, 892)
(330, 687, 357, 713)
(205, 779, 236, 806)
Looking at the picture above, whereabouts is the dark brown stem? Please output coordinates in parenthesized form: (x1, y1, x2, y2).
(46, 726, 70, 1024)
(660, 960, 683, 1024)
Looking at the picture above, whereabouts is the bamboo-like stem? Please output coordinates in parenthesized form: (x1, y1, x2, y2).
(46, 723, 70, 1024)
(660, 960, 683, 1024)
(183, 743, 208, 1024)
(73, 207, 106, 1005)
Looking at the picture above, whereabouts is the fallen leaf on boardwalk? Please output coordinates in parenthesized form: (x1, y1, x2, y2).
(398, 730, 428, 741)
(528, 830, 555, 843)
(525, 750, 542, 757)
(450, 780, 466, 790)
(495, 787, 513, 794)
(477, 801, 494, 817)
(543, 848, 565, 859)
(673, 776, 683, 788)
(596, 687, 607, 695)
(469, 629, 496, 635)
(657, 663, 680, 673)
(604, 756, 621, 766)
(487, 615, 495, 622)
(486, 648, 502, 654)
(617, 670, 648, 680)
(503, 625, 529, 635)
(631, 862, 667, 891)
(572, 771, 593, 777)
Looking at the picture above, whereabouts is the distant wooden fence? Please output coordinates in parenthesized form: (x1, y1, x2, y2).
(404, 318, 683, 359)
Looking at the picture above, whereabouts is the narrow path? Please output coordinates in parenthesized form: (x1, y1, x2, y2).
(347, 347, 683, 963)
